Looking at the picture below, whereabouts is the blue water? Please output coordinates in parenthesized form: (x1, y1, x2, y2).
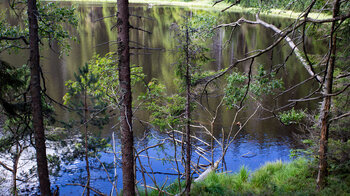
(52, 131, 293, 195)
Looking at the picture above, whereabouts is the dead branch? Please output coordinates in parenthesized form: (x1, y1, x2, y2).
(304, 11, 350, 24)
(274, 71, 324, 99)
(170, 129, 210, 147)
(95, 154, 118, 193)
(93, 14, 117, 22)
(130, 25, 152, 34)
(212, 0, 223, 7)
(0, 160, 13, 172)
(330, 112, 350, 122)
(221, 0, 241, 12)
(216, 13, 322, 82)
(136, 142, 166, 156)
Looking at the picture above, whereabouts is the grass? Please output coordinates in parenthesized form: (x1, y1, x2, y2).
(190, 158, 350, 195)
(187, 158, 315, 195)
(131, 158, 350, 195)
(139, 158, 348, 196)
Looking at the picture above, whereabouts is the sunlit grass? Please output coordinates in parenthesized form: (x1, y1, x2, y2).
(189, 158, 347, 195)
(135, 158, 349, 195)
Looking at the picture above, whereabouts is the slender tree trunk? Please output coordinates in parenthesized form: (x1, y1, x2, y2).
(12, 159, 17, 196)
(184, 24, 192, 196)
(12, 144, 19, 196)
(27, 0, 51, 194)
(84, 90, 90, 196)
(117, 0, 135, 194)
(316, 0, 340, 190)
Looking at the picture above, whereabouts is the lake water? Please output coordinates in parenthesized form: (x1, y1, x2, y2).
(0, 1, 322, 195)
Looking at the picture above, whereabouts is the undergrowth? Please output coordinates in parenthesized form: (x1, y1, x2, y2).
(139, 158, 350, 195)
(190, 158, 350, 195)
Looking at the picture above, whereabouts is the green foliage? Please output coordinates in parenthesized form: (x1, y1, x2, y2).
(189, 13, 217, 40)
(64, 52, 145, 105)
(0, 1, 77, 55)
(47, 154, 61, 176)
(224, 66, 284, 109)
(0, 62, 29, 115)
(139, 14, 216, 132)
(278, 108, 306, 125)
(289, 139, 315, 158)
(328, 139, 350, 176)
(163, 180, 186, 195)
(190, 158, 325, 195)
(138, 79, 186, 130)
(172, 14, 216, 87)
(0, 13, 26, 54)
(37, 1, 78, 54)
(251, 65, 284, 96)
(224, 71, 248, 108)
(0, 64, 31, 152)
(190, 167, 251, 195)
(63, 62, 110, 130)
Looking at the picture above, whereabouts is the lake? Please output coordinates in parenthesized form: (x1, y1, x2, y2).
(0, 1, 322, 195)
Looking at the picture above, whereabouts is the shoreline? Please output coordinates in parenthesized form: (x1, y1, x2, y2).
(49, 0, 330, 20)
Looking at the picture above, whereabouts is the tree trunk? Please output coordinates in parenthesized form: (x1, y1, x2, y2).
(27, 0, 51, 194)
(117, 0, 135, 194)
(316, 0, 340, 190)
(184, 24, 192, 196)
(84, 89, 90, 196)
(12, 144, 19, 196)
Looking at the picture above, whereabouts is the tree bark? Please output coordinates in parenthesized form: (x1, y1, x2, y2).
(316, 0, 340, 190)
(117, 0, 135, 194)
(84, 89, 90, 196)
(184, 24, 192, 196)
(27, 0, 51, 194)
(12, 144, 19, 196)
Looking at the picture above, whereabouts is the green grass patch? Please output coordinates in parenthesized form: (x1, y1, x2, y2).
(189, 158, 349, 195)
(136, 158, 350, 195)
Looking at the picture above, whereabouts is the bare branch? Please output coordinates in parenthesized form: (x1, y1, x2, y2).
(305, 12, 350, 23)
(130, 25, 152, 34)
(212, 0, 223, 7)
(330, 112, 350, 122)
(221, 0, 241, 12)
(0, 161, 13, 172)
(0, 36, 29, 45)
(93, 14, 117, 22)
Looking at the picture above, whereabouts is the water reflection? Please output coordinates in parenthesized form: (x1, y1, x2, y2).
(0, 1, 321, 194)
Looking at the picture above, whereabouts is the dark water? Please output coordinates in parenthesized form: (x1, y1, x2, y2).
(0, 2, 322, 195)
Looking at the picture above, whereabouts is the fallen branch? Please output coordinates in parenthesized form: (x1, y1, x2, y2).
(194, 159, 221, 182)
(216, 13, 322, 82)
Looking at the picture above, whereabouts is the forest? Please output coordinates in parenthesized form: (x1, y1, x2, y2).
(0, 0, 349, 195)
